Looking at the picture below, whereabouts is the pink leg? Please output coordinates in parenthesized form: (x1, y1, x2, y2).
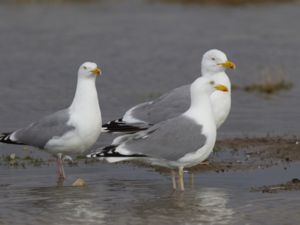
(56, 154, 66, 180)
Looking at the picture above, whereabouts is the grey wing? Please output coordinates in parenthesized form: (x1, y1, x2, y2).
(119, 115, 207, 161)
(128, 85, 191, 124)
(12, 109, 75, 149)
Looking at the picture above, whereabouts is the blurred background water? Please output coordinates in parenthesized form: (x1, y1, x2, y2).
(0, 0, 300, 224)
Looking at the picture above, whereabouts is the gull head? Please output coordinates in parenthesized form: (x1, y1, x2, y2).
(78, 62, 102, 79)
(201, 49, 236, 75)
(191, 77, 229, 97)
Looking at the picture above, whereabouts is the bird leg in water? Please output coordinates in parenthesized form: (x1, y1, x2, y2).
(171, 170, 177, 190)
(56, 176, 65, 187)
(178, 166, 185, 191)
(189, 172, 194, 188)
(56, 153, 66, 180)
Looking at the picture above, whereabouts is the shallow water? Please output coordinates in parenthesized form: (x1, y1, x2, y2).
(1, 163, 300, 225)
(0, 1, 300, 224)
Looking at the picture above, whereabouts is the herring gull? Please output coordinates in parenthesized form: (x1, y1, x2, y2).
(0, 62, 102, 181)
(88, 76, 228, 191)
(102, 49, 235, 133)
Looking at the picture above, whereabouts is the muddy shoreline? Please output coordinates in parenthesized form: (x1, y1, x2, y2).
(124, 136, 300, 173)
(2, 136, 299, 171)
(197, 136, 300, 172)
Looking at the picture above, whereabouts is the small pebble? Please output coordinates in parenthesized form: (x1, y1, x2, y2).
(72, 178, 86, 187)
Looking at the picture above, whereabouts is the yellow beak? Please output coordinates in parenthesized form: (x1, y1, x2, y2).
(90, 67, 102, 76)
(214, 84, 229, 92)
(220, 60, 236, 69)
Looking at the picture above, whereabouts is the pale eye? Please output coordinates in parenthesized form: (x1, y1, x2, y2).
(83, 66, 87, 70)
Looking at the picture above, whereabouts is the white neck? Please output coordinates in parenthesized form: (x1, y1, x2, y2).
(184, 91, 215, 126)
(203, 71, 231, 91)
(70, 77, 99, 112)
(201, 66, 218, 77)
(202, 71, 231, 128)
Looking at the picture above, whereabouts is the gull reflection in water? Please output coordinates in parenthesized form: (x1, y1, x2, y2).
(99, 179, 235, 225)
(21, 186, 107, 225)
(5, 177, 234, 225)
(189, 188, 235, 224)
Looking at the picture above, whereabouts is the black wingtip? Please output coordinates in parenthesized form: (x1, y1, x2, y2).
(0, 132, 24, 145)
(87, 145, 147, 158)
(87, 145, 118, 158)
(102, 118, 148, 133)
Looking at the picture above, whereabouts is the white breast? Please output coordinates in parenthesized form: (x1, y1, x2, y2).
(178, 93, 217, 167)
(210, 73, 231, 128)
(45, 77, 102, 155)
(45, 108, 101, 155)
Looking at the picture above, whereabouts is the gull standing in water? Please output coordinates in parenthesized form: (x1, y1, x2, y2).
(102, 49, 235, 133)
(88, 77, 229, 191)
(0, 62, 102, 181)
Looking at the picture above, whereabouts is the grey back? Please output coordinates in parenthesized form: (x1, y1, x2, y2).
(121, 115, 206, 161)
(131, 85, 191, 124)
(14, 109, 75, 149)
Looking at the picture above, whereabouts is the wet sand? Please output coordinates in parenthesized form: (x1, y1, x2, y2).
(2, 136, 299, 186)
(111, 136, 300, 174)
(251, 178, 300, 193)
